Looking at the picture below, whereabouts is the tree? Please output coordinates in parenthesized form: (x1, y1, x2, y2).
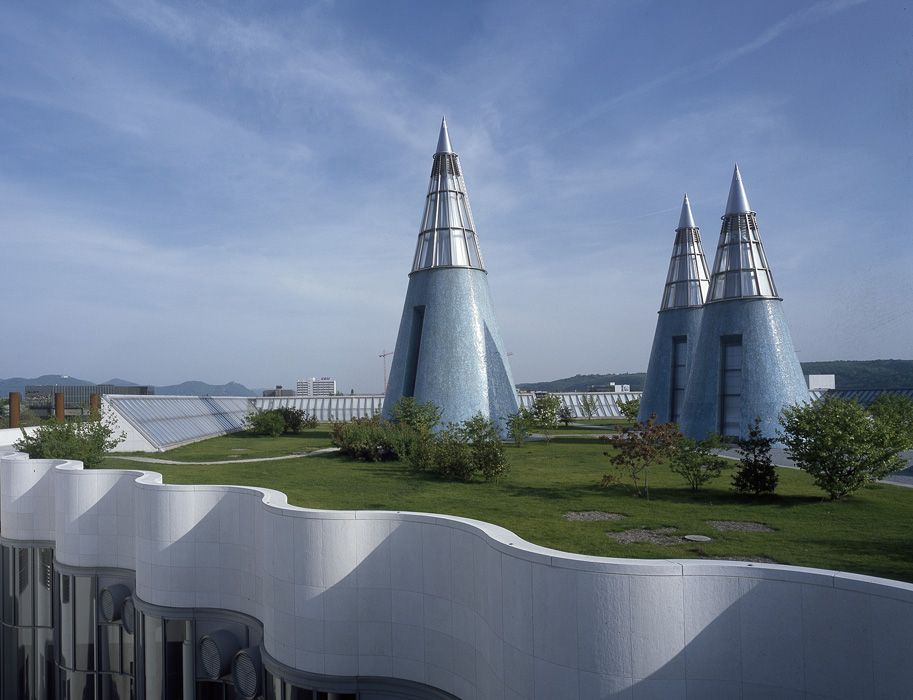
(14, 410, 125, 469)
(531, 394, 561, 444)
(732, 418, 778, 495)
(616, 397, 641, 422)
(603, 414, 680, 497)
(558, 405, 574, 427)
(669, 436, 728, 491)
(580, 394, 598, 420)
(780, 396, 913, 500)
(506, 407, 535, 447)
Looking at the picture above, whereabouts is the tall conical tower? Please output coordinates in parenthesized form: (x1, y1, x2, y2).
(639, 194, 710, 424)
(383, 118, 519, 429)
(679, 165, 808, 440)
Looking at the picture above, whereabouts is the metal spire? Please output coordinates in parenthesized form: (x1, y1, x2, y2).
(412, 119, 485, 273)
(725, 163, 752, 215)
(660, 194, 710, 310)
(678, 193, 697, 229)
(436, 116, 453, 154)
(707, 165, 779, 301)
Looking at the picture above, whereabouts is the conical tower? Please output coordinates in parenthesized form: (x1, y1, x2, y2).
(383, 118, 519, 429)
(639, 194, 710, 424)
(679, 165, 808, 440)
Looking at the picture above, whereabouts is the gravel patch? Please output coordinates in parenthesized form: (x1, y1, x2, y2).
(707, 520, 774, 533)
(564, 511, 626, 522)
(610, 527, 681, 546)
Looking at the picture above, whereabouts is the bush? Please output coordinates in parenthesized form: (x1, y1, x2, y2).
(506, 407, 535, 447)
(669, 437, 728, 491)
(580, 394, 598, 420)
(330, 416, 402, 462)
(274, 406, 317, 433)
(389, 397, 441, 433)
(408, 413, 509, 482)
(780, 395, 913, 500)
(14, 411, 125, 469)
(558, 405, 573, 427)
(732, 418, 778, 495)
(246, 410, 286, 437)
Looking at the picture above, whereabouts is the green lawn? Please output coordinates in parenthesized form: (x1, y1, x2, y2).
(102, 429, 913, 583)
(117, 430, 332, 461)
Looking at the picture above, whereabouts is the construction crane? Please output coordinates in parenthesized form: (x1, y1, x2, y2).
(379, 349, 394, 393)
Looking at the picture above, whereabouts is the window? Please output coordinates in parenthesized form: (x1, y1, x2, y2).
(720, 336, 743, 437)
(670, 337, 687, 424)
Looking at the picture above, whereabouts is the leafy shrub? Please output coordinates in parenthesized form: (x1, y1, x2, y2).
(579, 394, 598, 420)
(14, 411, 125, 469)
(390, 397, 441, 433)
(558, 405, 573, 427)
(408, 413, 509, 482)
(781, 395, 913, 500)
(274, 406, 317, 433)
(330, 416, 400, 462)
(506, 407, 535, 447)
(246, 410, 286, 437)
(732, 418, 778, 495)
(669, 437, 728, 491)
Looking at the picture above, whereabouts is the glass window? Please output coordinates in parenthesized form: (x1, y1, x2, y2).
(720, 337, 743, 437)
(35, 627, 54, 699)
(165, 619, 191, 698)
(143, 615, 163, 700)
(99, 623, 122, 673)
(74, 575, 96, 671)
(1, 546, 13, 625)
(35, 549, 53, 628)
(58, 573, 74, 669)
(670, 337, 688, 425)
(59, 669, 95, 700)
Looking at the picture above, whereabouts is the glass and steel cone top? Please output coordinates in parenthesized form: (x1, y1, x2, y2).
(706, 165, 779, 302)
(411, 118, 486, 273)
(660, 194, 710, 311)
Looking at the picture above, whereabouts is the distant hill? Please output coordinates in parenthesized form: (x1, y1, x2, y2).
(518, 373, 647, 392)
(800, 360, 913, 390)
(154, 381, 256, 397)
(0, 374, 94, 397)
(0, 375, 256, 397)
(519, 360, 913, 392)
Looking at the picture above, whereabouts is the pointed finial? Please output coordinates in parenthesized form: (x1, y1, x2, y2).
(678, 193, 697, 230)
(436, 116, 453, 154)
(725, 163, 752, 215)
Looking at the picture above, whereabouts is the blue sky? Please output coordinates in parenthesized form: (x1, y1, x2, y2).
(1, 0, 910, 392)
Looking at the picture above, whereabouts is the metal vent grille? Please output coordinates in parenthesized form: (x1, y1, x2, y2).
(200, 637, 224, 679)
(98, 584, 131, 623)
(199, 630, 241, 680)
(100, 589, 115, 621)
(232, 647, 261, 699)
(122, 597, 135, 634)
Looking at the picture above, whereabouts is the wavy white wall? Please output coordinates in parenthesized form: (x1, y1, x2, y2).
(2, 452, 912, 699)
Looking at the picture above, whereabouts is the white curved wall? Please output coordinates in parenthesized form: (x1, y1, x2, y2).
(2, 452, 912, 699)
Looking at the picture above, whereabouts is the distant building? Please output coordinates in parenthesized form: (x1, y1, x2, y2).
(25, 383, 153, 417)
(296, 377, 336, 396)
(807, 374, 836, 390)
(262, 385, 294, 397)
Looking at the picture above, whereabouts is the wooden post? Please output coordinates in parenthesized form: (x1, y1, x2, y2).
(8, 392, 20, 429)
(89, 393, 100, 415)
(55, 392, 65, 422)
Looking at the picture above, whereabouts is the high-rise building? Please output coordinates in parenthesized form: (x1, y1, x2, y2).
(679, 165, 808, 440)
(383, 118, 518, 430)
(639, 194, 710, 424)
(296, 377, 336, 396)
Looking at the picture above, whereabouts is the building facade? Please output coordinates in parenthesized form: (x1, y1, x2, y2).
(383, 119, 518, 431)
(296, 378, 337, 397)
